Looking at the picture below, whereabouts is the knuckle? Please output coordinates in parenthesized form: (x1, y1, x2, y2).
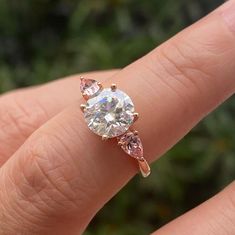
(159, 41, 213, 92)
(0, 91, 49, 139)
(0, 92, 49, 162)
(19, 133, 78, 209)
(14, 130, 98, 217)
(157, 33, 234, 94)
(144, 39, 222, 109)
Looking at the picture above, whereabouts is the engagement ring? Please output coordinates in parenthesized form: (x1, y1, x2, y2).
(80, 77, 151, 177)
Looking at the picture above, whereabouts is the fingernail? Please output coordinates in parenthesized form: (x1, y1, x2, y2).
(222, 1, 235, 32)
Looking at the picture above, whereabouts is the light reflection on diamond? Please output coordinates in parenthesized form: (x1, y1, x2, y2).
(84, 88, 135, 138)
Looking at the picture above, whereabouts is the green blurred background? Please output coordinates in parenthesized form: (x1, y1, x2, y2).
(0, 0, 234, 234)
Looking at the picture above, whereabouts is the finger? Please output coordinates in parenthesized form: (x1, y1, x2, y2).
(1, 1, 235, 234)
(151, 181, 235, 235)
(0, 69, 118, 165)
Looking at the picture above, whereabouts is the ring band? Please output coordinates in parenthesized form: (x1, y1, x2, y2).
(79, 77, 151, 178)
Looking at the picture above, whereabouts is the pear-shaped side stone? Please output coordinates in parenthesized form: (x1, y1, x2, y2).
(80, 78, 101, 98)
(119, 131, 143, 160)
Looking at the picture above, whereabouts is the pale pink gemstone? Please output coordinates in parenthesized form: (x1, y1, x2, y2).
(80, 78, 101, 98)
(119, 131, 143, 160)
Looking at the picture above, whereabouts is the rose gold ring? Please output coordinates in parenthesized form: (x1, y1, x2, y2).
(79, 77, 151, 178)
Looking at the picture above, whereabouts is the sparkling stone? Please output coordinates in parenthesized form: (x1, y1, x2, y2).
(80, 78, 101, 98)
(119, 131, 143, 159)
(84, 88, 135, 138)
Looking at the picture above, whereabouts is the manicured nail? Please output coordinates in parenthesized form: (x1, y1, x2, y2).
(222, 1, 235, 32)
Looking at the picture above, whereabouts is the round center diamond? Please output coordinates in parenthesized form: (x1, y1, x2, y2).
(84, 88, 135, 138)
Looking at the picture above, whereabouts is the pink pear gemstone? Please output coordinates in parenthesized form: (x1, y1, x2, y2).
(119, 131, 144, 160)
(80, 77, 101, 98)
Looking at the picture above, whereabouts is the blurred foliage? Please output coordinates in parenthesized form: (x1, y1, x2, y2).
(0, 0, 234, 234)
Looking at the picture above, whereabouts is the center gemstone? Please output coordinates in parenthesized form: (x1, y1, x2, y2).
(84, 88, 135, 138)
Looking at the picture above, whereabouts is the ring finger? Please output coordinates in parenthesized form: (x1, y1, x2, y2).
(0, 1, 235, 234)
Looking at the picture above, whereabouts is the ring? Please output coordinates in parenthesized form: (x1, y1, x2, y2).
(79, 77, 151, 178)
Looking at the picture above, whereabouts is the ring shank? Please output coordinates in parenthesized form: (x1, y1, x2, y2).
(138, 158, 151, 178)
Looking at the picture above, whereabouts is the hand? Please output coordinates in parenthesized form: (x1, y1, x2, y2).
(0, 1, 235, 234)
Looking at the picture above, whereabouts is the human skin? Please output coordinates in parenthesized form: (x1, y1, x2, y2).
(0, 1, 235, 234)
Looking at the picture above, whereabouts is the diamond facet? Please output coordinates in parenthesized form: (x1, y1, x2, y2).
(80, 78, 101, 98)
(119, 131, 143, 159)
(83, 88, 135, 138)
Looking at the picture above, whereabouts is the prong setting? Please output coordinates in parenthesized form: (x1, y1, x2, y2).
(133, 112, 139, 122)
(102, 135, 109, 141)
(118, 141, 123, 146)
(133, 130, 138, 135)
(82, 93, 90, 100)
(97, 82, 103, 90)
(80, 104, 86, 112)
(111, 84, 117, 91)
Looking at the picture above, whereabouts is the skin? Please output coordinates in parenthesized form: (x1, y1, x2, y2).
(0, 1, 235, 234)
